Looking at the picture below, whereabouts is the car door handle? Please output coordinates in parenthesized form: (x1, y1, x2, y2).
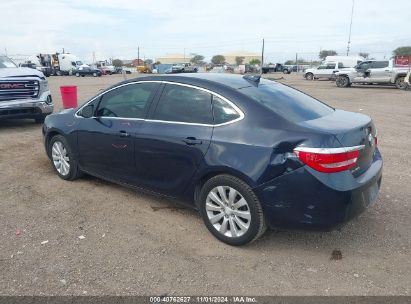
(119, 130, 130, 138)
(182, 137, 202, 145)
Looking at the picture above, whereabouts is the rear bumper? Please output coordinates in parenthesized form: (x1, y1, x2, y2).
(0, 91, 53, 119)
(254, 149, 383, 231)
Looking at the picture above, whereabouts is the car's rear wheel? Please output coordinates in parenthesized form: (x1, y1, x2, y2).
(305, 72, 314, 80)
(336, 75, 351, 87)
(93, 72, 97, 77)
(199, 175, 266, 246)
(395, 77, 407, 90)
(75, 72, 80, 77)
(49, 135, 82, 181)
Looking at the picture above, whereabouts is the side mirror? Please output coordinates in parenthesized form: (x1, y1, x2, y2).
(80, 104, 94, 118)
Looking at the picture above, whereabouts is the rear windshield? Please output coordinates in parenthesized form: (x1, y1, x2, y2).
(239, 80, 334, 122)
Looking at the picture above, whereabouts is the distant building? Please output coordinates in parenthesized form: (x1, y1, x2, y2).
(223, 51, 261, 65)
(155, 53, 188, 64)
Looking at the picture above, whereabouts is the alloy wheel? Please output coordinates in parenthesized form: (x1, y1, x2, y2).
(51, 141, 70, 176)
(206, 186, 251, 238)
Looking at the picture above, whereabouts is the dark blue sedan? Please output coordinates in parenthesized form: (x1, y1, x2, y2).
(43, 74, 382, 245)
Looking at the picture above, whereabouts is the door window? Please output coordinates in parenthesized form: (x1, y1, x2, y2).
(370, 61, 389, 69)
(326, 64, 336, 69)
(153, 84, 213, 124)
(96, 82, 159, 119)
(212, 96, 240, 124)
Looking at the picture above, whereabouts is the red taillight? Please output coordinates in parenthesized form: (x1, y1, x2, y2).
(294, 146, 364, 173)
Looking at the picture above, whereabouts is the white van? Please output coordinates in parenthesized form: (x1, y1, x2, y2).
(325, 56, 363, 68)
(304, 56, 364, 80)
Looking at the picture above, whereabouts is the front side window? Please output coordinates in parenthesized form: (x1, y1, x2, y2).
(338, 63, 344, 68)
(96, 82, 159, 119)
(154, 84, 213, 124)
(326, 64, 336, 69)
(212, 96, 240, 124)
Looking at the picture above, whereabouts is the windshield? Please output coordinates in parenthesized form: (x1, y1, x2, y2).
(0, 56, 17, 68)
(239, 80, 334, 122)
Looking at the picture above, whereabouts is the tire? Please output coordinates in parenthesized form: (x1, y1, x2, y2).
(283, 69, 289, 74)
(305, 73, 314, 80)
(75, 72, 80, 77)
(56, 70, 62, 76)
(336, 75, 350, 88)
(395, 77, 407, 90)
(93, 72, 97, 77)
(34, 114, 47, 124)
(199, 174, 266, 246)
(48, 135, 82, 181)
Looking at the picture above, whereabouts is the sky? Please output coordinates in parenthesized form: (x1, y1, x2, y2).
(0, 0, 410, 63)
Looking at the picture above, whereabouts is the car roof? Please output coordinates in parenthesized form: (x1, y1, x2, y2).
(120, 73, 274, 91)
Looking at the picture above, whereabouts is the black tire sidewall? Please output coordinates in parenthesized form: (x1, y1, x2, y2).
(199, 175, 264, 246)
(48, 135, 78, 180)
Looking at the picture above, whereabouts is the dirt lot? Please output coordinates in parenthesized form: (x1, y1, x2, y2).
(0, 73, 410, 296)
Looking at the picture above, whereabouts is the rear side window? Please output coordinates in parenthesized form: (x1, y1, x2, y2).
(338, 63, 344, 68)
(212, 96, 240, 124)
(154, 84, 213, 124)
(239, 81, 334, 122)
(370, 61, 389, 69)
(326, 64, 335, 69)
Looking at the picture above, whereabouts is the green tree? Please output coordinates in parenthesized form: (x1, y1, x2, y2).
(190, 54, 205, 65)
(393, 46, 411, 56)
(144, 59, 153, 65)
(249, 58, 261, 65)
(235, 56, 245, 65)
(211, 55, 225, 65)
(319, 50, 337, 60)
(112, 59, 123, 67)
(359, 52, 369, 59)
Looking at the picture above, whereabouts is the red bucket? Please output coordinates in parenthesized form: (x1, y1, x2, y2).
(60, 86, 78, 109)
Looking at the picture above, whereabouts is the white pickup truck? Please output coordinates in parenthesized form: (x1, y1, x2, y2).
(334, 60, 409, 89)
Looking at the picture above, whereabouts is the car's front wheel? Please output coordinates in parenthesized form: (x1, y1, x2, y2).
(199, 175, 266, 246)
(75, 72, 80, 77)
(49, 135, 82, 181)
(93, 72, 97, 77)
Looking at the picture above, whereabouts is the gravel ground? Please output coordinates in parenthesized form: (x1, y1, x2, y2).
(0, 73, 410, 296)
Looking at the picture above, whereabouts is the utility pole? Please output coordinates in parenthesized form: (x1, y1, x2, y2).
(4, 47, 7, 56)
(184, 48, 186, 63)
(295, 53, 298, 73)
(346, 0, 355, 56)
(137, 46, 140, 66)
(261, 38, 264, 75)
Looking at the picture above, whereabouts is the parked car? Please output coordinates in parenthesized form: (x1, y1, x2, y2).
(171, 63, 198, 73)
(262, 63, 291, 74)
(42, 74, 382, 246)
(0, 56, 53, 123)
(334, 59, 409, 89)
(73, 66, 102, 77)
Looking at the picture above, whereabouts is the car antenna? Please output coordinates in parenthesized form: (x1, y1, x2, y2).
(243, 74, 261, 86)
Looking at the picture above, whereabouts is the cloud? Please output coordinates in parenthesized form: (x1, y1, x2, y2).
(1, 0, 410, 62)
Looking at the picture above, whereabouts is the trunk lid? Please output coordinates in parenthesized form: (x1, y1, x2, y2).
(298, 110, 377, 176)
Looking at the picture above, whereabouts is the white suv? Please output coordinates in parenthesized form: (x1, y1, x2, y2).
(304, 62, 345, 80)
